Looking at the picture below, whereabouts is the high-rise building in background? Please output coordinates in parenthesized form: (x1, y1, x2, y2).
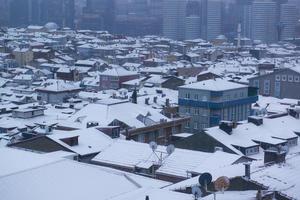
(113, 0, 163, 36)
(206, 0, 222, 40)
(163, 0, 186, 40)
(80, 0, 114, 31)
(185, 0, 201, 40)
(0, 0, 299, 43)
(237, 0, 253, 39)
(41, 0, 75, 28)
(0, 0, 10, 27)
(251, 0, 277, 43)
(280, 2, 298, 40)
(1, 0, 75, 28)
(163, 0, 223, 41)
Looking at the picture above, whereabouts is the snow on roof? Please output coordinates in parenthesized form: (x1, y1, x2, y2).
(0, 147, 64, 177)
(180, 79, 247, 91)
(36, 80, 81, 92)
(156, 149, 227, 178)
(93, 140, 243, 178)
(250, 153, 300, 199)
(110, 188, 192, 200)
(92, 139, 165, 169)
(68, 101, 170, 129)
(201, 191, 258, 200)
(100, 66, 138, 77)
(47, 128, 113, 156)
(205, 115, 299, 155)
(0, 147, 171, 200)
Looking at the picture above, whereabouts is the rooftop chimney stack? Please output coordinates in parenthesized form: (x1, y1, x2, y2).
(219, 121, 235, 135)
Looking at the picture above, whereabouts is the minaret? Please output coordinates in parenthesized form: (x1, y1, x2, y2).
(237, 23, 241, 49)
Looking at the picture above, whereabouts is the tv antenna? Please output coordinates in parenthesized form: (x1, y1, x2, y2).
(148, 142, 175, 165)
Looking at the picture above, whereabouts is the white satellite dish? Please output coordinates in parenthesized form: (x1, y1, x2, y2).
(191, 186, 202, 199)
(281, 145, 289, 154)
(166, 144, 175, 155)
(149, 141, 158, 152)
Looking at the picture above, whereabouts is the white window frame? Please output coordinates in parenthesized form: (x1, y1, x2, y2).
(275, 75, 281, 81)
(185, 93, 190, 99)
(294, 76, 300, 83)
(264, 80, 270, 95)
(288, 75, 293, 82)
(193, 122, 198, 130)
(282, 75, 287, 81)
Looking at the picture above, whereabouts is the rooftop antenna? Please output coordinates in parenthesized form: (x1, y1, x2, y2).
(149, 142, 175, 166)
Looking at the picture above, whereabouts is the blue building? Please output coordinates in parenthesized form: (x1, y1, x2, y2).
(178, 79, 258, 132)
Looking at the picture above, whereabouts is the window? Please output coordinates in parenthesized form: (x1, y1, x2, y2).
(194, 108, 200, 115)
(295, 76, 300, 83)
(282, 75, 287, 81)
(263, 80, 270, 95)
(274, 81, 281, 98)
(275, 75, 281, 81)
(240, 92, 244, 98)
(193, 122, 198, 130)
(225, 95, 230, 101)
(288, 75, 293, 82)
(185, 93, 190, 99)
(194, 94, 198, 100)
(234, 93, 238, 99)
(185, 107, 190, 114)
(253, 80, 259, 88)
(185, 121, 190, 128)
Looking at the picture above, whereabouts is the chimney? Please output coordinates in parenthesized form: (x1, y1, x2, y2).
(153, 96, 157, 103)
(248, 116, 263, 126)
(219, 121, 234, 135)
(131, 88, 137, 104)
(145, 196, 149, 200)
(145, 98, 150, 105)
(165, 98, 170, 107)
(244, 163, 251, 179)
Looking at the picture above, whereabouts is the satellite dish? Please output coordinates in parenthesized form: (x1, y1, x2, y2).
(198, 172, 212, 187)
(214, 176, 230, 192)
(191, 186, 202, 199)
(166, 144, 175, 155)
(280, 145, 289, 154)
(149, 141, 158, 152)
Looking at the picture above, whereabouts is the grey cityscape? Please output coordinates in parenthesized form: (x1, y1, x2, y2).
(1, 0, 300, 200)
